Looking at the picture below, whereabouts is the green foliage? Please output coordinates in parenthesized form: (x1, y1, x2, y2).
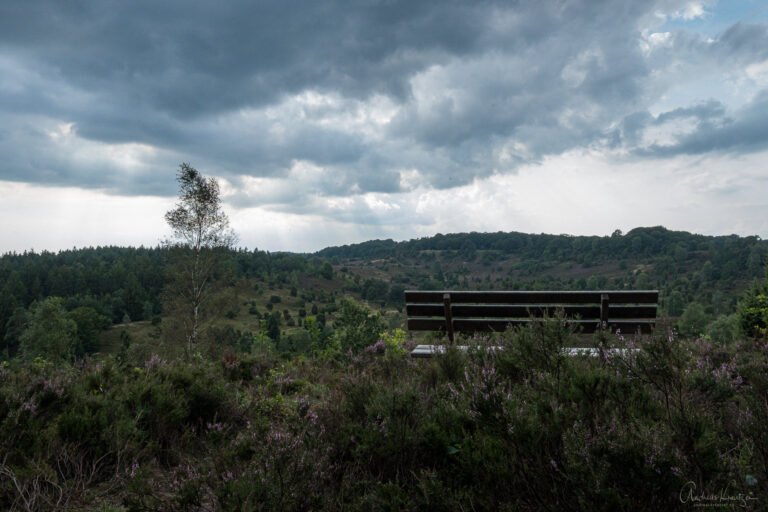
(315, 227, 768, 318)
(738, 286, 768, 338)
(0, 289, 18, 350)
(265, 311, 281, 343)
(666, 290, 685, 316)
(361, 278, 389, 302)
(4, 227, 768, 506)
(0, 227, 764, 346)
(165, 163, 235, 250)
(1, 306, 28, 359)
(678, 302, 710, 338)
(20, 297, 78, 363)
(69, 306, 110, 356)
(331, 298, 387, 353)
(380, 328, 407, 358)
(0, 324, 766, 510)
(164, 163, 237, 353)
(303, 315, 326, 352)
(387, 283, 406, 306)
(319, 261, 333, 280)
(250, 330, 276, 355)
(705, 314, 741, 345)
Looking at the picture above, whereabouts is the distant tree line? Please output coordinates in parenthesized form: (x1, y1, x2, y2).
(2, 226, 767, 361)
(320, 226, 768, 314)
(318, 227, 766, 274)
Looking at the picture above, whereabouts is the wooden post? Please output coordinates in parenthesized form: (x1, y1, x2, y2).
(600, 293, 609, 329)
(443, 293, 454, 344)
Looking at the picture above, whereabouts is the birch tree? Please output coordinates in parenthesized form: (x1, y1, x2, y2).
(165, 163, 236, 353)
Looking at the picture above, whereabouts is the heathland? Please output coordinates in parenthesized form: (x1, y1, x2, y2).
(1, 226, 767, 510)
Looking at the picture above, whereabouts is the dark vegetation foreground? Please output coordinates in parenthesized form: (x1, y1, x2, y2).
(1, 320, 765, 511)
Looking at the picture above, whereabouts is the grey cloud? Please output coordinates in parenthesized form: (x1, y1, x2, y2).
(645, 21, 768, 70)
(654, 100, 726, 124)
(0, 114, 179, 196)
(0, 0, 487, 118)
(613, 100, 729, 149)
(0, 0, 767, 214)
(640, 91, 768, 156)
(268, 195, 434, 228)
(383, 1, 653, 187)
(616, 111, 654, 147)
(284, 127, 366, 166)
(717, 23, 768, 60)
(0, 0, 508, 198)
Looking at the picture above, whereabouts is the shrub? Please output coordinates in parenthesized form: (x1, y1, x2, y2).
(380, 328, 407, 358)
(1, 322, 765, 510)
(20, 297, 78, 363)
(738, 287, 768, 338)
(331, 298, 387, 353)
(678, 302, 711, 337)
(705, 313, 741, 344)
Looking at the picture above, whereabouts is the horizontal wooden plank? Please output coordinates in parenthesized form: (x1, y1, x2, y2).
(408, 317, 655, 334)
(407, 304, 600, 318)
(407, 318, 449, 331)
(405, 290, 659, 305)
(455, 319, 654, 334)
(608, 306, 657, 319)
(407, 304, 657, 320)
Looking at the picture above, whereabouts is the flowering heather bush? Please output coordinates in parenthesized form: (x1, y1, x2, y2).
(0, 320, 765, 510)
(364, 339, 386, 355)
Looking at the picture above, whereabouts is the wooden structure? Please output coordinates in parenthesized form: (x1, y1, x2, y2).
(405, 290, 659, 344)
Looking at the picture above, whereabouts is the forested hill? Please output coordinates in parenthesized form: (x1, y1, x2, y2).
(317, 226, 767, 268)
(0, 246, 325, 329)
(317, 226, 767, 317)
(0, 227, 766, 346)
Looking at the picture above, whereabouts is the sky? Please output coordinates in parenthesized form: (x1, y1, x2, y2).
(1, 0, 767, 253)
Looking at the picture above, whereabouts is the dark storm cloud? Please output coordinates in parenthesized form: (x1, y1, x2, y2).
(0, 0, 485, 117)
(1, 0, 767, 208)
(0, 0, 498, 196)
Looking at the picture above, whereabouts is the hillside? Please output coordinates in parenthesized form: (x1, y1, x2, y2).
(319, 226, 768, 317)
(1, 227, 767, 509)
(1, 226, 766, 361)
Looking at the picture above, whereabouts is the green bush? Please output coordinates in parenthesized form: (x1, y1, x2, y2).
(331, 298, 387, 354)
(1, 322, 765, 510)
(738, 287, 768, 337)
(19, 297, 78, 363)
(705, 313, 741, 344)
